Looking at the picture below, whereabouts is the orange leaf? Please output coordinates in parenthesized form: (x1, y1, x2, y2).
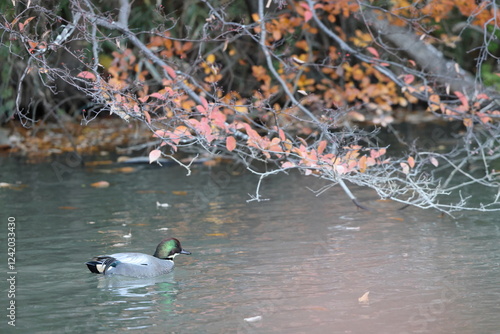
(226, 136, 237, 151)
(90, 181, 110, 188)
(149, 149, 162, 164)
(407, 156, 415, 168)
(358, 155, 367, 173)
(317, 140, 327, 154)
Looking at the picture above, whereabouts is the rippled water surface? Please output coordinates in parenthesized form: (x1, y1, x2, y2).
(0, 157, 499, 333)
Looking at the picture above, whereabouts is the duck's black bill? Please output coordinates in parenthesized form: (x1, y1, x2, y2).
(180, 249, 191, 255)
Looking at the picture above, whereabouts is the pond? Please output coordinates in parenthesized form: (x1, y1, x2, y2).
(0, 155, 499, 333)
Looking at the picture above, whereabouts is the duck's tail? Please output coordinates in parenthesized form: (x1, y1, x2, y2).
(86, 256, 117, 274)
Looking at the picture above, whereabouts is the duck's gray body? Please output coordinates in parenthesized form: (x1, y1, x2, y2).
(86, 238, 190, 278)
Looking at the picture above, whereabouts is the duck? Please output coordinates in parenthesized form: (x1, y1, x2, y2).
(85, 238, 191, 278)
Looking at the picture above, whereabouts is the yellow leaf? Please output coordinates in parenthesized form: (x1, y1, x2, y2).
(206, 54, 216, 64)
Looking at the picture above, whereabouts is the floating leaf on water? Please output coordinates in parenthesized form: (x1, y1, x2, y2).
(112, 167, 136, 173)
(358, 291, 370, 304)
(172, 190, 188, 196)
(244, 315, 262, 322)
(58, 206, 78, 210)
(85, 160, 113, 167)
(205, 233, 228, 237)
(90, 181, 110, 188)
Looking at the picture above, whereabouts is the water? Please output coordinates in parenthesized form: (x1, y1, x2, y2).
(1, 156, 499, 333)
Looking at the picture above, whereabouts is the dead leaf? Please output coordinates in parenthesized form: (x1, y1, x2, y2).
(90, 181, 110, 188)
(358, 291, 370, 304)
(172, 190, 188, 196)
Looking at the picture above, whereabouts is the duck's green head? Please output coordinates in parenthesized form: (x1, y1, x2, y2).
(153, 238, 191, 260)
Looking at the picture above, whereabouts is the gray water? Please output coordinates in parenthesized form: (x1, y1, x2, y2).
(0, 156, 499, 333)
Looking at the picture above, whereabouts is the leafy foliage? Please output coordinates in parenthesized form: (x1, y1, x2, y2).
(1, 0, 500, 213)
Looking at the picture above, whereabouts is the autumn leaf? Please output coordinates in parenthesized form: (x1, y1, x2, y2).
(358, 291, 370, 303)
(77, 71, 96, 81)
(90, 181, 110, 188)
(358, 155, 367, 172)
(317, 140, 327, 154)
(149, 149, 162, 164)
(454, 91, 469, 110)
(226, 136, 237, 151)
(149, 92, 166, 100)
(430, 157, 439, 167)
(403, 74, 414, 84)
(407, 156, 415, 168)
(400, 162, 410, 175)
(199, 95, 209, 110)
(162, 65, 177, 79)
(366, 47, 379, 58)
(143, 109, 151, 124)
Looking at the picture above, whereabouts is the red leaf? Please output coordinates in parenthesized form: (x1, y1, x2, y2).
(278, 128, 286, 141)
(226, 136, 236, 151)
(143, 110, 151, 124)
(77, 71, 96, 81)
(304, 10, 313, 22)
(162, 65, 177, 79)
(454, 91, 469, 110)
(150, 92, 166, 100)
(403, 74, 414, 85)
(149, 149, 162, 164)
(366, 47, 379, 58)
(199, 96, 209, 110)
(196, 105, 207, 114)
